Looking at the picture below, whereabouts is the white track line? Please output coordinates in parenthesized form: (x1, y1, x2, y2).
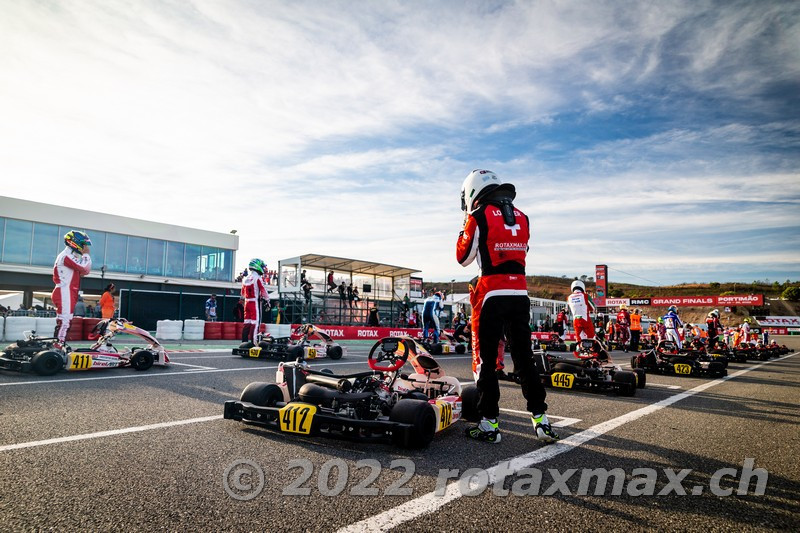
(169, 362, 218, 371)
(0, 415, 223, 452)
(337, 352, 797, 533)
(498, 408, 581, 427)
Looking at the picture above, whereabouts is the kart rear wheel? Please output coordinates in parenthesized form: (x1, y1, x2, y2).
(633, 368, 646, 389)
(32, 351, 63, 376)
(630, 356, 638, 369)
(327, 345, 343, 360)
(130, 350, 154, 371)
(460, 385, 480, 423)
(389, 399, 436, 448)
(613, 371, 637, 396)
(709, 362, 726, 377)
(239, 341, 254, 357)
(240, 382, 283, 407)
(429, 343, 443, 355)
(258, 341, 272, 351)
(288, 345, 304, 361)
(455, 344, 466, 354)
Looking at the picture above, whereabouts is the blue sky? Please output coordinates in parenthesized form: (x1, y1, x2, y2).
(1, 0, 798, 286)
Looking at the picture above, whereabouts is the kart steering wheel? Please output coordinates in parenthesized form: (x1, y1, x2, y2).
(368, 338, 409, 372)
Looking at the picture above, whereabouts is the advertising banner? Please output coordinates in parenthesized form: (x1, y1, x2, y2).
(291, 325, 445, 340)
(410, 277, 424, 298)
(605, 298, 630, 307)
(648, 295, 763, 307)
(755, 316, 800, 327)
(594, 265, 608, 307)
(630, 298, 651, 306)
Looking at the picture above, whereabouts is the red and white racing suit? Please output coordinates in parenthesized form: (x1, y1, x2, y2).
(567, 290, 596, 348)
(457, 202, 547, 418)
(616, 309, 631, 347)
(52, 247, 92, 342)
(241, 270, 269, 344)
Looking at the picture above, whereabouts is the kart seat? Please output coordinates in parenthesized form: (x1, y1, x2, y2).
(297, 383, 373, 408)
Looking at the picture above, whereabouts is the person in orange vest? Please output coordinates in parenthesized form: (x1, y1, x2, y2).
(99, 283, 116, 319)
(629, 308, 642, 351)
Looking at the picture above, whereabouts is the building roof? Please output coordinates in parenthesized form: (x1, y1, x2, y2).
(281, 254, 420, 278)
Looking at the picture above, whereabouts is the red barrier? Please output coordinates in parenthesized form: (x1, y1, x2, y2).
(531, 332, 576, 341)
(66, 317, 83, 341)
(221, 322, 238, 340)
(204, 321, 222, 340)
(82, 318, 101, 340)
(235, 322, 245, 340)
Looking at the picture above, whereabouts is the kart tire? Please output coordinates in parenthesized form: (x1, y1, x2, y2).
(613, 371, 637, 397)
(240, 382, 283, 407)
(630, 356, 638, 368)
(31, 351, 63, 376)
(320, 368, 334, 375)
(429, 343, 443, 355)
(552, 362, 580, 374)
(327, 345, 343, 360)
(568, 343, 576, 352)
(288, 345, 305, 361)
(709, 362, 726, 377)
(130, 350, 155, 371)
(455, 344, 466, 354)
(239, 341, 254, 355)
(460, 384, 480, 423)
(633, 368, 646, 389)
(389, 399, 436, 448)
(258, 341, 272, 351)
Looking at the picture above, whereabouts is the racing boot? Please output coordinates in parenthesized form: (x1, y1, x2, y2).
(466, 417, 501, 443)
(532, 413, 559, 443)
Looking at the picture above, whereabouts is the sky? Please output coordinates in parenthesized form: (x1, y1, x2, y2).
(1, 0, 799, 286)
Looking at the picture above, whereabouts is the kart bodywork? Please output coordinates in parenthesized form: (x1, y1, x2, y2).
(224, 336, 478, 448)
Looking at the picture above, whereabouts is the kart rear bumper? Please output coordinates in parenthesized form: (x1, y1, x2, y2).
(223, 400, 416, 445)
(0, 355, 31, 373)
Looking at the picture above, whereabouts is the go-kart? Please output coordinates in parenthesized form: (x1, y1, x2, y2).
(769, 341, 790, 356)
(0, 318, 169, 376)
(224, 336, 478, 448)
(683, 338, 729, 368)
(631, 340, 726, 378)
(415, 331, 467, 355)
(502, 338, 645, 396)
(233, 324, 344, 361)
(536, 333, 568, 352)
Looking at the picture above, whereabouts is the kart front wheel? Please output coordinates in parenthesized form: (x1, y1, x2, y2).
(131, 350, 154, 371)
(460, 385, 480, 423)
(240, 383, 283, 407)
(327, 346, 343, 360)
(32, 351, 62, 376)
(389, 399, 436, 448)
(455, 344, 466, 354)
(633, 368, 646, 389)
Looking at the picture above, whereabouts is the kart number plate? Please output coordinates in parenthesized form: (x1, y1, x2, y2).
(306, 348, 317, 359)
(436, 400, 453, 430)
(279, 403, 317, 435)
(248, 348, 261, 358)
(68, 353, 93, 371)
(551, 372, 574, 388)
(442, 345, 451, 353)
(674, 363, 692, 375)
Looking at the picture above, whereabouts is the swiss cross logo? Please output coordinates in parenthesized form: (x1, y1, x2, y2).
(504, 223, 520, 236)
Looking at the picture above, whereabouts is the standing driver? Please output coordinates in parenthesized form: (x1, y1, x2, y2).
(241, 259, 269, 344)
(457, 169, 557, 444)
(52, 231, 92, 349)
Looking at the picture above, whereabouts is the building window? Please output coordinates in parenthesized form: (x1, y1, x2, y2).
(0, 218, 5, 262)
(106, 233, 127, 272)
(147, 239, 165, 276)
(91, 230, 107, 269)
(184, 244, 202, 279)
(126, 236, 147, 274)
(3, 219, 33, 264)
(165, 241, 184, 277)
(31, 222, 60, 266)
(220, 249, 233, 281)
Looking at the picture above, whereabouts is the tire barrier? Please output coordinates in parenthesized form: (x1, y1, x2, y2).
(221, 322, 238, 341)
(35, 317, 57, 338)
(183, 319, 205, 341)
(204, 321, 222, 340)
(156, 320, 183, 341)
(4, 316, 37, 341)
(235, 322, 245, 341)
(66, 316, 83, 341)
(0, 317, 4, 341)
(82, 318, 101, 340)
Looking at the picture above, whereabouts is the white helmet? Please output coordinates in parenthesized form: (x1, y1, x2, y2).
(571, 280, 585, 292)
(461, 169, 516, 213)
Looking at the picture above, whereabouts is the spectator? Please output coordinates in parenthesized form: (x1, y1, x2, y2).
(352, 286, 360, 307)
(205, 294, 218, 322)
(233, 297, 245, 322)
(302, 279, 313, 304)
(85, 304, 94, 317)
(73, 296, 86, 317)
(347, 283, 354, 308)
(301, 269, 308, 285)
(338, 281, 346, 303)
(327, 271, 336, 293)
(99, 283, 116, 319)
(367, 306, 380, 327)
(554, 307, 569, 340)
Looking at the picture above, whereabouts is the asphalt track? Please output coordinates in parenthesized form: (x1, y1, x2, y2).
(1, 337, 798, 531)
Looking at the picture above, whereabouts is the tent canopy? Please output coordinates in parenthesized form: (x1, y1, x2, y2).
(281, 254, 420, 279)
